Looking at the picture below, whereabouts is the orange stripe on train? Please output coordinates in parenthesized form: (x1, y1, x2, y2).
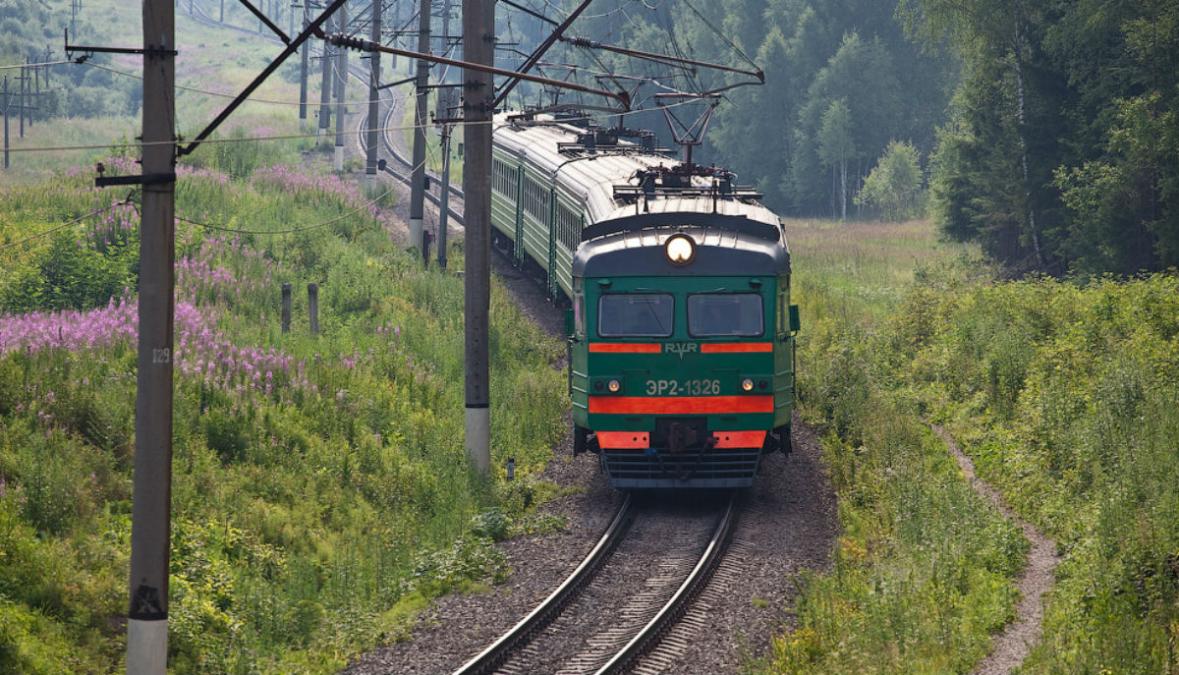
(588, 395, 774, 415)
(596, 431, 650, 449)
(588, 343, 663, 354)
(711, 431, 767, 449)
(699, 342, 774, 353)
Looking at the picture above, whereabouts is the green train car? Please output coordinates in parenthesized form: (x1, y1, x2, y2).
(490, 111, 798, 488)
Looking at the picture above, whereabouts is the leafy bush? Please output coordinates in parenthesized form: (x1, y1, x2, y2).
(0, 231, 136, 313)
(0, 157, 567, 673)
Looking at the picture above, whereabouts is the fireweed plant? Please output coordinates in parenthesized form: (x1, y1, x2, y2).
(0, 153, 568, 673)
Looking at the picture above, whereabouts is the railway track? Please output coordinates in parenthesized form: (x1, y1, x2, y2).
(455, 493, 737, 675)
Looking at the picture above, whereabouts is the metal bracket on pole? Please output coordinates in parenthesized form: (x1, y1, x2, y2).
(95, 172, 177, 188)
(65, 28, 178, 60)
(377, 75, 416, 90)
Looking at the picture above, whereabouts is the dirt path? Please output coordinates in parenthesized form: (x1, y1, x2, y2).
(932, 425, 1059, 675)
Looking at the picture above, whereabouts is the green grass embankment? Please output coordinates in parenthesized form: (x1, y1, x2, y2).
(0, 138, 566, 673)
(901, 276, 1179, 673)
(763, 218, 1179, 673)
(761, 219, 1027, 673)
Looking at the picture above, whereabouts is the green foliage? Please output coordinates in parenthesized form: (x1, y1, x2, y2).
(897, 274, 1179, 673)
(0, 156, 568, 672)
(0, 230, 137, 313)
(909, 0, 1179, 274)
(856, 141, 924, 222)
(571, 0, 954, 215)
(779, 214, 1179, 670)
(756, 224, 1022, 673)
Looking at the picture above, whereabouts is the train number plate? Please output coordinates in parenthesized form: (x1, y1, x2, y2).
(645, 379, 721, 396)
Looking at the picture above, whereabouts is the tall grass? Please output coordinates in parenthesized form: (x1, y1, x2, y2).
(760, 220, 1026, 673)
(896, 275, 1179, 673)
(765, 218, 1179, 673)
(0, 140, 567, 673)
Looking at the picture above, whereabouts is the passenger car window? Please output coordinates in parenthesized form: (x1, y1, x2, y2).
(688, 293, 764, 337)
(598, 294, 674, 337)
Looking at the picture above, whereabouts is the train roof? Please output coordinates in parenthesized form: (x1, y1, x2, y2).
(492, 112, 783, 231)
(572, 224, 790, 278)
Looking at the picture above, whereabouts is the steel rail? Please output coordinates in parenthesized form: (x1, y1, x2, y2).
(594, 493, 738, 675)
(371, 99, 466, 226)
(452, 493, 634, 675)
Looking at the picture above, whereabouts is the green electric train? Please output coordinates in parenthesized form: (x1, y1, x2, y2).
(489, 111, 798, 489)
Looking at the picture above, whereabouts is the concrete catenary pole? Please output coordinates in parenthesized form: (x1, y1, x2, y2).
(333, 1, 348, 172)
(18, 63, 25, 138)
(436, 0, 451, 268)
(126, 0, 176, 671)
(365, 0, 382, 191)
(318, 8, 334, 136)
(408, 0, 432, 254)
(298, 1, 309, 126)
(438, 121, 451, 268)
(2, 77, 9, 170)
(462, 0, 492, 475)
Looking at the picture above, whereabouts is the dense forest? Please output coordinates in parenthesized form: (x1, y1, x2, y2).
(903, 0, 1179, 275)
(522, 0, 1179, 276)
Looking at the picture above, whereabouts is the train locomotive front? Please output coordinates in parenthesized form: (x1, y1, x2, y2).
(569, 214, 796, 488)
(488, 111, 797, 489)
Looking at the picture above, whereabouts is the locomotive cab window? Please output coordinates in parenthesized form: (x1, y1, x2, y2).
(688, 293, 764, 337)
(598, 294, 674, 338)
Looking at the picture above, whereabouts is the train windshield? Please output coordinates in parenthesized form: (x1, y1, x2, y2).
(598, 294, 674, 337)
(688, 293, 764, 337)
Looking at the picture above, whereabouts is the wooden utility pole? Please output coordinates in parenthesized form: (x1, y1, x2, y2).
(365, 0, 382, 190)
(318, 8, 334, 135)
(463, 0, 492, 475)
(333, 1, 347, 171)
(127, 0, 175, 671)
(220, 0, 225, 23)
(298, 1, 309, 126)
(308, 283, 320, 335)
(409, 0, 431, 253)
(281, 282, 292, 333)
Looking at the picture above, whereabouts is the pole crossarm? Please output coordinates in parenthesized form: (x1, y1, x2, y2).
(178, 0, 348, 157)
(328, 34, 631, 109)
(377, 74, 417, 90)
(236, 0, 292, 44)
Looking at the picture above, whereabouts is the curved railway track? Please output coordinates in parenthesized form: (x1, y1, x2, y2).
(188, 5, 466, 223)
(455, 493, 738, 675)
(184, 16, 750, 672)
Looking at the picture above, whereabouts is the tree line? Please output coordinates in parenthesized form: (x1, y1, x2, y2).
(902, 0, 1179, 275)
(561, 0, 1178, 275)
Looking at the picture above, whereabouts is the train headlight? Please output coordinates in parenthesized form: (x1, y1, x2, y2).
(665, 234, 696, 266)
(608, 379, 622, 393)
(741, 378, 755, 392)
